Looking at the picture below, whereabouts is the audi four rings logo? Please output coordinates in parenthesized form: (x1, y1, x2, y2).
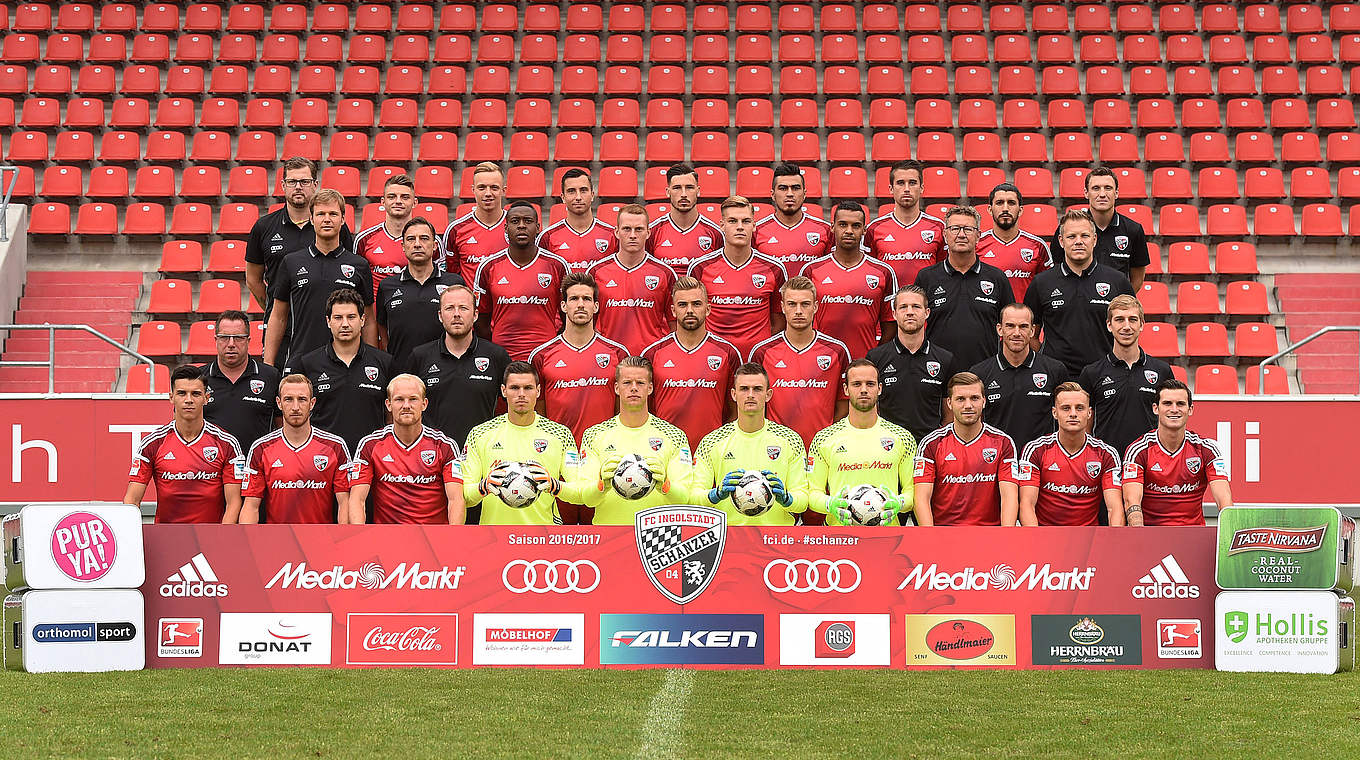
(502, 560, 601, 594)
(763, 559, 862, 593)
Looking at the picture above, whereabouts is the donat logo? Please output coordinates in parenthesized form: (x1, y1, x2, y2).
(635, 505, 727, 604)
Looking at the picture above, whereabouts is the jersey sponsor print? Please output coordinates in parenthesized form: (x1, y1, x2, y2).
(539, 218, 618, 273)
(863, 211, 945, 287)
(748, 333, 852, 448)
(242, 429, 351, 524)
(1018, 433, 1121, 526)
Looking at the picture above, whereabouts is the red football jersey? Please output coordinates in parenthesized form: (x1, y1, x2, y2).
(589, 254, 677, 355)
(754, 212, 833, 274)
(687, 251, 788, 358)
(647, 213, 724, 277)
(443, 210, 507, 283)
(530, 333, 630, 443)
(1018, 433, 1121, 526)
(352, 425, 463, 524)
(354, 222, 406, 298)
(863, 211, 946, 287)
(914, 424, 1018, 526)
(129, 422, 243, 524)
(748, 332, 852, 447)
(642, 332, 742, 451)
(976, 229, 1052, 302)
(798, 254, 897, 361)
(1122, 431, 1228, 526)
(474, 249, 569, 360)
(539, 217, 618, 273)
(242, 428, 351, 524)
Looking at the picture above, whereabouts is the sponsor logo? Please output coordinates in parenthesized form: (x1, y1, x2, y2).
(1095, 282, 1110, 297)
(345, 613, 457, 666)
(927, 619, 994, 660)
(817, 355, 832, 371)
(160, 552, 229, 598)
(1030, 615, 1142, 666)
(899, 562, 1096, 592)
(1131, 554, 1200, 599)
(707, 355, 723, 371)
(501, 559, 600, 594)
(644, 275, 660, 290)
(475, 357, 490, 371)
(815, 621, 856, 658)
(266, 561, 465, 591)
(538, 273, 552, 289)
(595, 353, 611, 369)
(925, 361, 940, 377)
(906, 614, 1016, 666)
(1227, 526, 1328, 555)
(600, 614, 763, 665)
(474, 613, 586, 665)
(158, 617, 203, 658)
(218, 613, 333, 665)
(1086, 461, 1102, 479)
(50, 511, 117, 583)
(1156, 618, 1202, 659)
(764, 559, 862, 593)
(635, 505, 727, 604)
(32, 622, 137, 643)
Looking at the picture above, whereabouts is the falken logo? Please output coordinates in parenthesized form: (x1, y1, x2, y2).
(898, 562, 1096, 592)
(267, 561, 466, 590)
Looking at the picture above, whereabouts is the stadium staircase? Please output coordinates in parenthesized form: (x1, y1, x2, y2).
(1274, 273, 1360, 393)
(0, 0, 1356, 393)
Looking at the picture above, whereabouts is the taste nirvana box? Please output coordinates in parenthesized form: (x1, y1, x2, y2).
(1215, 507, 1355, 593)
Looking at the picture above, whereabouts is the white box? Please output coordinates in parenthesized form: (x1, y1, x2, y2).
(473, 613, 585, 665)
(3, 589, 145, 673)
(5, 504, 145, 591)
(218, 613, 333, 665)
(1216, 590, 1355, 674)
(779, 614, 891, 666)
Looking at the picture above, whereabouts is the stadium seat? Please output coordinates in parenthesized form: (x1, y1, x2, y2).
(29, 202, 71, 234)
(148, 278, 192, 315)
(1195, 365, 1240, 394)
(197, 279, 242, 314)
(1234, 323, 1279, 358)
(1013, 168, 1054, 200)
(1137, 282, 1171, 315)
(373, 132, 413, 163)
(7, 130, 48, 162)
(217, 204, 258, 235)
(1246, 365, 1289, 395)
(126, 363, 171, 394)
(1139, 322, 1180, 358)
(123, 202, 166, 235)
(1158, 205, 1201, 237)
(137, 321, 183, 357)
(1253, 204, 1297, 237)
(1184, 322, 1231, 358)
(1176, 282, 1221, 315)
(1301, 204, 1345, 237)
(1224, 281, 1269, 317)
(1206, 205, 1249, 237)
(170, 203, 213, 235)
(52, 131, 93, 162)
(1166, 243, 1212, 276)
(1281, 133, 1323, 164)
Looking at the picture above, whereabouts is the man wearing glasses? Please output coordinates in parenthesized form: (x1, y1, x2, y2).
(911, 206, 1015, 369)
(201, 309, 280, 451)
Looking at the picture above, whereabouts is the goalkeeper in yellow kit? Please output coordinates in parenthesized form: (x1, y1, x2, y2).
(693, 363, 808, 525)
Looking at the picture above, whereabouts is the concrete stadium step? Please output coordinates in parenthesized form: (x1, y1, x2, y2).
(1295, 354, 1360, 371)
(0, 379, 112, 394)
(0, 351, 125, 368)
(0, 367, 115, 384)
(3, 333, 130, 353)
(11, 310, 131, 327)
(23, 271, 143, 288)
(18, 296, 138, 312)
(1275, 273, 1360, 394)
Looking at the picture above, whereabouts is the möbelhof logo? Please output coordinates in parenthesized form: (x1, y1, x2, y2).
(898, 562, 1096, 592)
(266, 561, 466, 591)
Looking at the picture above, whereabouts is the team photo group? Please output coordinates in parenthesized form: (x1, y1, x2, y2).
(124, 156, 1233, 530)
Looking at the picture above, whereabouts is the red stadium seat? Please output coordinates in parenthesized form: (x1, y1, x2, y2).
(7, 130, 48, 162)
(137, 321, 182, 357)
(211, 203, 255, 235)
(1176, 281, 1221, 315)
(1281, 133, 1322, 165)
(29, 202, 71, 234)
(1223, 281, 1269, 317)
(1246, 366, 1289, 395)
(52, 130, 93, 162)
(1158, 204, 1201, 237)
(1204, 205, 1247, 237)
(1195, 366, 1240, 394)
(1137, 281, 1171, 315)
(1253, 204, 1297, 237)
(180, 166, 221, 198)
(40, 165, 83, 198)
(1234, 323, 1279, 358)
(1182, 323, 1229, 358)
(1301, 204, 1345, 236)
(1290, 168, 1332, 200)
(1139, 322, 1180, 358)
(123, 202, 166, 235)
(170, 203, 213, 235)
(735, 4, 770, 32)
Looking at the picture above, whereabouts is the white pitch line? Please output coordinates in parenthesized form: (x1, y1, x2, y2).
(634, 668, 694, 760)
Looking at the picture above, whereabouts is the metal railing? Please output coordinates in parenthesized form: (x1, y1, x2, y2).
(0, 165, 18, 241)
(0, 324, 155, 394)
(1257, 325, 1360, 394)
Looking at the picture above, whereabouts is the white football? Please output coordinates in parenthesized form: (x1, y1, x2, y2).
(496, 462, 540, 509)
(845, 484, 894, 526)
(731, 470, 775, 517)
(612, 454, 656, 500)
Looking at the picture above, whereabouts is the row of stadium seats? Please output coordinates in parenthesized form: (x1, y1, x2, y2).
(3, 3, 1355, 37)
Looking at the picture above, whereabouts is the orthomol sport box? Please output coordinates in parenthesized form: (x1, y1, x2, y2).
(1216, 591, 1355, 674)
(1215, 506, 1355, 593)
(4, 504, 145, 591)
(3, 589, 145, 673)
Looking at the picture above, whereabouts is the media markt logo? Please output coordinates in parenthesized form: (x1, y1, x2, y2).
(159, 552, 228, 598)
(1131, 554, 1200, 599)
(634, 505, 727, 604)
(897, 562, 1095, 592)
(266, 561, 466, 591)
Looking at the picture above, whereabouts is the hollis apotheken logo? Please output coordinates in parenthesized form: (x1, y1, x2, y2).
(1227, 526, 1328, 555)
(345, 613, 457, 666)
(634, 505, 727, 604)
(600, 614, 763, 665)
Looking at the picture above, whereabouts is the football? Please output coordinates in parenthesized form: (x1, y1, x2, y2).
(612, 454, 656, 500)
(844, 484, 895, 526)
(496, 462, 540, 509)
(731, 470, 775, 516)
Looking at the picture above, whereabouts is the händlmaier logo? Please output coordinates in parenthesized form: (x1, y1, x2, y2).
(600, 614, 762, 665)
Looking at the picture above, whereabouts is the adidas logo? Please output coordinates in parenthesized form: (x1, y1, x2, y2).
(382, 454, 394, 462)
(606, 280, 618, 287)
(884, 234, 895, 242)
(664, 360, 675, 368)
(555, 359, 567, 367)
(272, 459, 284, 468)
(987, 381, 1000, 389)
(714, 275, 725, 284)
(271, 233, 283, 241)
(768, 236, 779, 243)
(944, 453, 957, 461)
(428, 364, 440, 373)
(297, 267, 308, 275)
(558, 243, 570, 250)
(775, 360, 787, 368)
(723, 452, 735, 459)
(468, 236, 479, 244)
(822, 276, 833, 284)
(163, 451, 176, 460)
(159, 552, 227, 598)
(1151, 463, 1162, 472)
(492, 442, 502, 449)
(660, 240, 673, 247)
(604, 444, 616, 451)
(1131, 554, 1200, 599)
(1047, 462, 1060, 471)
(934, 286, 945, 294)
(835, 445, 847, 453)
(318, 373, 329, 382)
(1051, 289, 1062, 298)
(497, 276, 510, 285)
(393, 289, 402, 297)
(884, 365, 896, 373)
(1101, 377, 1113, 385)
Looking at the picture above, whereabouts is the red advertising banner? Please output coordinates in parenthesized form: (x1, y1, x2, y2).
(142, 522, 1217, 669)
(1, 397, 1352, 506)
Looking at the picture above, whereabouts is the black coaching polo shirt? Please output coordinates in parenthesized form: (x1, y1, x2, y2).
(1024, 260, 1135, 376)
(913, 257, 1015, 370)
(286, 342, 394, 454)
(271, 245, 374, 367)
(1077, 349, 1176, 457)
(201, 359, 280, 451)
(404, 335, 512, 446)
(970, 350, 1070, 449)
(1049, 211, 1150, 279)
(376, 267, 466, 369)
(246, 207, 354, 301)
(865, 337, 957, 443)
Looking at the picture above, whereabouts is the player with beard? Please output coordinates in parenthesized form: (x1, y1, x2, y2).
(754, 162, 832, 273)
(239, 374, 351, 524)
(647, 163, 723, 277)
(976, 183, 1052, 301)
(540, 168, 617, 273)
(914, 373, 1020, 526)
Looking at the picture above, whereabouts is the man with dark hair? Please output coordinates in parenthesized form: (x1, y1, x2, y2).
(590, 203, 677, 354)
(914, 372, 1019, 526)
(977, 183, 1052, 301)
(285, 287, 394, 453)
(864, 159, 945, 286)
(754, 162, 832, 273)
(1078, 294, 1176, 456)
(474, 200, 569, 360)
(1122, 379, 1232, 527)
(201, 309, 280, 451)
(540, 168, 617, 272)
(687, 195, 788, 357)
(970, 302, 1070, 448)
(866, 285, 956, 442)
(355, 173, 419, 298)
(239, 374, 352, 524)
(444, 161, 508, 283)
(913, 205, 1015, 370)
(798, 200, 897, 360)
(264, 188, 375, 367)
(647, 162, 723, 277)
(1049, 168, 1150, 290)
(376, 216, 465, 368)
(1026, 208, 1136, 375)
(124, 365, 244, 524)
(1017, 382, 1124, 527)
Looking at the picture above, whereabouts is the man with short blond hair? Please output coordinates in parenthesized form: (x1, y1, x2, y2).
(444, 161, 508, 282)
(591, 203, 676, 354)
(687, 195, 788, 358)
(1077, 294, 1174, 455)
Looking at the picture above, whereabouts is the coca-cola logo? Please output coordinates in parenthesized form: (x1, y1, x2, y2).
(345, 613, 457, 666)
(925, 619, 995, 660)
